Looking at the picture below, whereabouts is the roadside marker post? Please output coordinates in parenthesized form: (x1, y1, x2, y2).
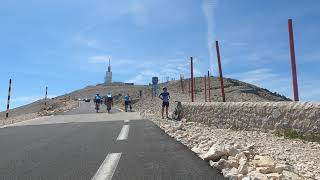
(188, 79, 190, 96)
(208, 71, 211, 102)
(186, 79, 188, 94)
(44, 86, 48, 106)
(288, 19, 299, 101)
(6, 79, 12, 119)
(190, 57, 194, 102)
(180, 75, 184, 93)
(215, 41, 226, 102)
(204, 75, 207, 102)
(194, 77, 196, 100)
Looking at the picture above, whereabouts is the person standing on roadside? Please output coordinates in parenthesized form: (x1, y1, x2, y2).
(159, 87, 170, 119)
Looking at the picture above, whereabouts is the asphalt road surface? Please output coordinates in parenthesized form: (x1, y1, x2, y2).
(60, 101, 122, 115)
(0, 103, 225, 180)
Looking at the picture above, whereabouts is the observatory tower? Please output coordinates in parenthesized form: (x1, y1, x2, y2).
(104, 58, 112, 85)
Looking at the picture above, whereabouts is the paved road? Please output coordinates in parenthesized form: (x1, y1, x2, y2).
(60, 101, 122, 115)
(0, 105, 225, 180)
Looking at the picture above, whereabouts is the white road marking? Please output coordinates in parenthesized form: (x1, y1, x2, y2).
(124, 120, 130, 123)
(91, 153, 122, 180)
(116, 125, 130, 141)
(117, 108, 124, 112)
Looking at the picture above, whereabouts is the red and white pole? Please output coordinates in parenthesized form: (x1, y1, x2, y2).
(208, 71, 211, 102)
(215, 41, 226, 102)
(188, 78, 190, 96)
(191, 57, 194, 102)
(194, 77, 196, 100)
(204, 75, 207, 102)
(288, 19, 299, 101)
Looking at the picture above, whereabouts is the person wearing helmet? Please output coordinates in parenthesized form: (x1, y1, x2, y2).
(94, 93, 101, 113)
(105, 92, 113, 113)
(159, 87, 170, 119)
(123, 94, 130, 112)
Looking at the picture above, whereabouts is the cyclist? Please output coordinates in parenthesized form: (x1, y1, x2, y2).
(159, 87, 170, 119)
(105, 92, 113, 113)
(94, 93, 101, 113)
(124, 94, 130, 112)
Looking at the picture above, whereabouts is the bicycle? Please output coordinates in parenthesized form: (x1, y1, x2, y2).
(95, 102, 100, 113)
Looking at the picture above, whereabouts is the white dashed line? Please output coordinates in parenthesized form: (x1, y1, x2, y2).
(124, 120, 130, 123)
(116, 125, 130, 141)
(91, 153, 122, 180)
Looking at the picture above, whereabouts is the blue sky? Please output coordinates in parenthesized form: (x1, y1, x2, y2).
(1, 0, 320, 110)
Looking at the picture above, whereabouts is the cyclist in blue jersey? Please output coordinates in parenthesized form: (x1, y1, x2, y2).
(104, 92, 113, 113)
(159, 87, 170, 119)
(123, 94, 130, 112)
(94, 94, 101, 113)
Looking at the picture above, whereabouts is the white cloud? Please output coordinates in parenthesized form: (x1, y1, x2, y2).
(226, 68, 281, 84)
(125, 69, 155, 84)
(72, 34, 99, 48)
(202, 0, 219, 71)
(88, 55, 111, 64)
(125, 3, 149, 26)
(122, 55, 206, 85)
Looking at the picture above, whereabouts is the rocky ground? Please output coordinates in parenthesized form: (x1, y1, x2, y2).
(0, 100, 78, 126)
(135, 92, 320, 179)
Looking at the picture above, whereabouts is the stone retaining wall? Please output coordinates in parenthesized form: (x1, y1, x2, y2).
(174, 102, 320, 134)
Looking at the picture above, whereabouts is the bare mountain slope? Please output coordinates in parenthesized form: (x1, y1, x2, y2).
(1, 76, 290, 125)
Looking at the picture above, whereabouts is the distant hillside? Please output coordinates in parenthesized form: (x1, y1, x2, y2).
(1, 76, 291, 121)
(160, 76, 291, 102)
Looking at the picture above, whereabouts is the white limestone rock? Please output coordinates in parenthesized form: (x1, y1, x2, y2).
(236, 152, 248, 162)
(210, 159, 232, 171)
(266, 173, 283, 179)
(253, 155, 275, 168)
(248, 171, 268, 180)
(202, 144, 225, 161)
(225, 167, 239, 179)
(191, 146, 201, 154)
(238, 159, 249, 175)
(256, 166, 275, 174)
(226, 146, 241, 157)
(228, 159, 239, 168)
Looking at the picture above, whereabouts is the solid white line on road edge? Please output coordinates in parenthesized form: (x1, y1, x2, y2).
(91, 153, 122, 180)
(124, 120, 130, 123)
(117, 125, 130, 141)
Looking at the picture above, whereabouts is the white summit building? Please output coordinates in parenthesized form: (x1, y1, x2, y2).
(104, 58, 112, 85)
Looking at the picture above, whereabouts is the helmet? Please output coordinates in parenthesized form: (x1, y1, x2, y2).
(163, 87, 167, 90)
(96, 93, 99, 95)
